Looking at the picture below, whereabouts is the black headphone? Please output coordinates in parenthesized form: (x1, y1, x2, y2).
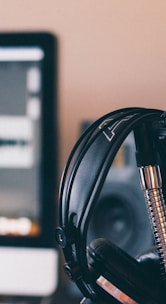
(56, 107, 166, 304)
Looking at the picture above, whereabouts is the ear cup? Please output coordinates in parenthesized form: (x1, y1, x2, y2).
(87, 238, 165, 304)
(136, 247, 166, 289)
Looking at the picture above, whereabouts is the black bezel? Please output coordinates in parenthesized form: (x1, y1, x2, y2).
(0, 32, 58, 248)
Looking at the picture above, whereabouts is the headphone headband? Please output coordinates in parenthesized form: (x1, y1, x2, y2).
(56, 107, 163, 300)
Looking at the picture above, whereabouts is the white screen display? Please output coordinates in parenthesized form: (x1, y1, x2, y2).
(0, 48, 43, 237)
(0, 34, 58, 297)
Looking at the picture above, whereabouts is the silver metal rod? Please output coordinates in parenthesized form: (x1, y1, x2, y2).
(139, 165, 166, 281)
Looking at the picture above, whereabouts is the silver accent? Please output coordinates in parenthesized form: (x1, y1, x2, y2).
(99, 116, 132, 142)
(139, 165, 162, 190)
(80, 298, 87, 304)
(139, 165, 166, 280)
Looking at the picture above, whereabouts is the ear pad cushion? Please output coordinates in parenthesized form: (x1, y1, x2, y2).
(87, 238, 164, 303)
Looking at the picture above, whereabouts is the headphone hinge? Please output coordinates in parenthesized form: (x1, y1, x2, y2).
(64, 261, 81, 280)
(55, 226, 76, 248)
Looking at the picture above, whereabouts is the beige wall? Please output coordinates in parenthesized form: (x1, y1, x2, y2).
(0, 0, 166, 176)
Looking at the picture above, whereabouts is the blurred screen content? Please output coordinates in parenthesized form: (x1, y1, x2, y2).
(0, 47, 44, 237)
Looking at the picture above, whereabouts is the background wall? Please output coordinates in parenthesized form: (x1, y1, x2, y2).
(0, 0, 166, 176)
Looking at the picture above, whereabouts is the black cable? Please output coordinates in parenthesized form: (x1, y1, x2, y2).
(134, 122, 158, 167)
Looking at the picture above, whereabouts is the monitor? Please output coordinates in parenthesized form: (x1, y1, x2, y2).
(0, 32, 58, 297)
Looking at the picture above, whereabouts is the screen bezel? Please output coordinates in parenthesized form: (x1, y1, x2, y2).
(0, 32, 58, 249)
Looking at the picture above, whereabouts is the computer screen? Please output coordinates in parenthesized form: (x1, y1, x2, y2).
(0, 32, 58, 297)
